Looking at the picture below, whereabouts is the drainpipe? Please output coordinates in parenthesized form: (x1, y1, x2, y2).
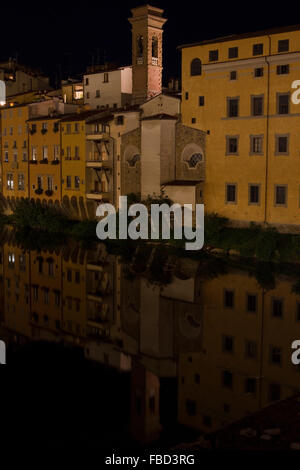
(263, 36, 271, 225)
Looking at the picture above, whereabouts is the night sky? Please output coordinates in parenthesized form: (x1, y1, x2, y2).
(1, 1, 297, 86)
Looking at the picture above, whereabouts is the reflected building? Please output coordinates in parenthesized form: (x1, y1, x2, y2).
(1, 234, 300, 445)
(178, 269, 300, 434)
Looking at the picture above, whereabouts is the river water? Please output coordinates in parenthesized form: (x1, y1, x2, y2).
(1, 228, 300, 450)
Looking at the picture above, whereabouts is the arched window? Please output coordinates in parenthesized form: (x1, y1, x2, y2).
(128, 154, 140, 167)
(152, 36, 158, 58)
(190, 58, 202, 76)
(137, 35, 143, 57)
(188, 153, 202, 168)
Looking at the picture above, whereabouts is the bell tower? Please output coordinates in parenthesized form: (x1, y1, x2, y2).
(129, 5, 167, 105)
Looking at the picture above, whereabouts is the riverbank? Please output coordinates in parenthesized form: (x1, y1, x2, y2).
(2, 199, 300, 263)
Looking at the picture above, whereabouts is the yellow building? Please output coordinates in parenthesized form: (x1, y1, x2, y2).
(60, 110, 98, 219)
(30, 248, 63, 334)
(180, 25, 300, 230)
(178, 269, 300, 433)
(62, 243, 87, 339)
(1, 104, 29, 207)
(27, 115, 62, 204)
(2, 237, 31, 337)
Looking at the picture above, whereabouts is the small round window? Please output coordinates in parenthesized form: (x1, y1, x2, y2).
(188, 153, 202, 168)
(128, 154, 140, 167)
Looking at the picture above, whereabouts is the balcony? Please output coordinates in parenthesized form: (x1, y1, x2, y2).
(86, 131, 109, 141)
(86, 158, 111, 169)
(86, 191, 110, 201)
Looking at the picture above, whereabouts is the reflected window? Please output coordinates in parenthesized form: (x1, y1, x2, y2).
(245, 378, 256, 394)
(269, 383, 281, 402)
(223, 335, 234, 353)
(272, 298, 283, 318)
(224, 289, 234, 308)
(270, 346, 282, 365)
(185, 399, 196, 416)
(247, 294, 257, 313)
(222, 370, 233, 389)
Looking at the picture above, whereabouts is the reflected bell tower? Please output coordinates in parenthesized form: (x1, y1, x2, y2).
(129, 5, 167, 105)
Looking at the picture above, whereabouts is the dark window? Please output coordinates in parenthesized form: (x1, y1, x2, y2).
(186, 399, 196, 416)
(277, 94, 289, 114)
(116, 115, 124, 125)
(228, 47, 238, 58)
(254, 67, 264, 77)
(297, 303, 300, 321)
(249, 185, 260, 204)
(275, 185, 287, 206)
(277, 64, 289, 75)
(269, 383, 281, 402)
(223, 335, 234, 353)
(247, 294, 257, 312)
(252, 96, 263, 116)
(135, 394, 141, 415)
(245, 378, 256, 394)
(230, 70, 237, 80)
(226, 184, 237, 203)
(203, 415, 212, 427)
(209, 49, 218, 62)
(227, 137, 238, 154)
(270, 346, 282, 365)
(191, 117, 196, 124)
(245, 340, 257, 359)
(199, 96, 205, 106)
(185, 92, 189, 100)
(228, 98, 239, 117)
(272, 298, 283, 317)
(277, 136, 288, 153)
(190, 58, 202, 76)
(67, 269, 72, 282)
(253, 43, 263, 55)
(222, 370, 233, 389)
(195, 374, 200, 384)
(224, 289, 234, 308)
(66, 176, 71, 188)
(278, 39, 289, 53)
(149, 396, 155, 414)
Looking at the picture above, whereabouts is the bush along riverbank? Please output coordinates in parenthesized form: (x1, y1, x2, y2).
(2, 199, 300, 263)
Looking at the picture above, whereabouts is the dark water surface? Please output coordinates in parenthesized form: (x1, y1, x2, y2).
(1, 228, 300, 451)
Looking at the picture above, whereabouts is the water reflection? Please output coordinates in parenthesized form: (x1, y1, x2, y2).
(1, 229, 300, 447)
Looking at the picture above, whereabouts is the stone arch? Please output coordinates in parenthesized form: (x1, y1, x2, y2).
(61, 195, 72, 218)
(179, 311, 202, 339)
(70, 196, 80, 218)
(79, 196, 88, 220)
(124, 145, 140, 167)
(181, 143, 204, 168)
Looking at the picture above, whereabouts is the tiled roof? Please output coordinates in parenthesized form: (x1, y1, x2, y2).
(178, 23, 300, 49)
